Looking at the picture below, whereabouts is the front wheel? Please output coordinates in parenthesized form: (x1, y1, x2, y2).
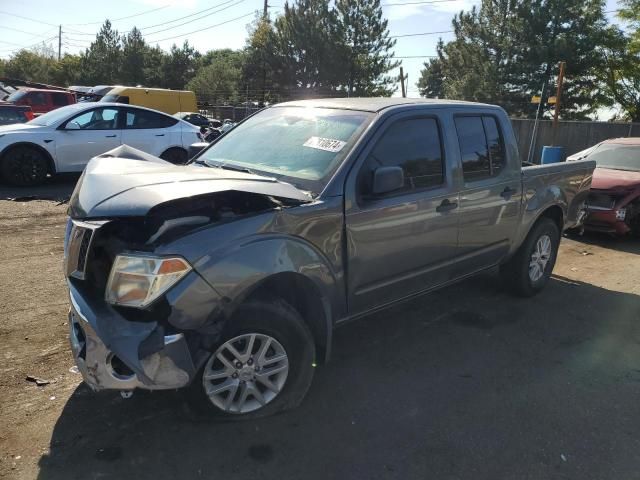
(500, 218, 560, 297)
(1, 146, 49, 186)
(189, 300, 315, 419)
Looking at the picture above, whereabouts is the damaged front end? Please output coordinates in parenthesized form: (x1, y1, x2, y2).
(64, 147, 310, 393)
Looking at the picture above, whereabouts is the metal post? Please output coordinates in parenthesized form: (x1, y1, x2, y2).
(58, 25, 62, 61)
(551, 61, 565, 146)
(527, 79, 548, 164)
(400, 67, 406, 98)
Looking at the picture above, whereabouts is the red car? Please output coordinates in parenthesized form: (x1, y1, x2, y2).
(5, 88, 75, 115)
(568, 138, 640, 235)
(0, 103, 34, 124)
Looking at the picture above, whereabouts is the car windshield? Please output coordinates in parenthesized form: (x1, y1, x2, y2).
(197, 106, 372, 194)
(28, 104, 84, 127)
(7, 90, 28, 102)
(588, 143, 640, 172)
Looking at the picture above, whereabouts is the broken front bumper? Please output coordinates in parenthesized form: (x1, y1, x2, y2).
(68, 284, 196, 391)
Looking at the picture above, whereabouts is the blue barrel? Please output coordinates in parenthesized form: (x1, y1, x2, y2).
(541, 146, 565, 164)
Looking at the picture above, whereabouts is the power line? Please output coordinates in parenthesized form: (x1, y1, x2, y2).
(149, 11, 256, 43)
(144, 1, 246, 37)
(382, 0, 459, 6)
(390, 30, 453, 38)
(0, 10, 58, 27)
(395, 55, 438, 58)
(141, 0, 240, 31)
(66, 4, 172, 26)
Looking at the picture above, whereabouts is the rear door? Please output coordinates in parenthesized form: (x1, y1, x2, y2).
(345, 112, 460, 314)
(54, 106, 122, 171)
(454, 113, 522, 274)
(121, 107, 181, 156)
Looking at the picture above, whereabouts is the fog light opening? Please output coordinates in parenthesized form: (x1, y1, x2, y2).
(108, 354, 136, 380)
(72, 322, 87, 360)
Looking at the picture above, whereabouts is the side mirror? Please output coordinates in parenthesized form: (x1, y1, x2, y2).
(188, 142, 209, 159)
(65, 121, 81, 130)
(199, 126, 208, 134)
(372, 166, 404, 195)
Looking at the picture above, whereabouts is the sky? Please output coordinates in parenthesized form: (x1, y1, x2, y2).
(0, 0, 624, 97)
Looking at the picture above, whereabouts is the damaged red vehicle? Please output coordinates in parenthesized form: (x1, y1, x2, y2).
(568, 138, 640, 235)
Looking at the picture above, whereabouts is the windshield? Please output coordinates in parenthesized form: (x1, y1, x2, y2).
(588, 143, 640, 172)
(7, 90, 27, 102)
(197, 106, 372, 194)
(27, 104, 84, 127)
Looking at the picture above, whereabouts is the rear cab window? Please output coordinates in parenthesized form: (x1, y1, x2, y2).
(454, 114, 506, 182)
(358, 117, 445, 198)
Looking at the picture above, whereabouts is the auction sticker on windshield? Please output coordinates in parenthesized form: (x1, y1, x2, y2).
(303, 136, 347, 153)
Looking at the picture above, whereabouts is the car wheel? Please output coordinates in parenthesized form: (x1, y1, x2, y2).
(500, 218, 560, 297)
(1, 146, 49, 186)
(160, 147, 188, 165)
(188, 300, 315, 419)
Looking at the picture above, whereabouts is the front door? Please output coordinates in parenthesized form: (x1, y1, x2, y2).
(55, 106, 122, 172)
(345, 114, 460, 315)
(453, 114, 522, 275)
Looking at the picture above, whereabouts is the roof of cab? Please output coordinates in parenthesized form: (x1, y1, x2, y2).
(601, 137, 640, 145)
(275, 97, 498, 112)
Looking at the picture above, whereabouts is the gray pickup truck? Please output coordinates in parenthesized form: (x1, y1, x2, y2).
(65, 98, 595, 418)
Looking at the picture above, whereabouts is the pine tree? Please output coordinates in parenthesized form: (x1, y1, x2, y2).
(335, 0, 399, 96)
(160, 41, 199, 90)
(80, 20, 122, 84)
(418, 0, 612, 118)
(121, 27, 147, 86)
(273, 0, 342, 97)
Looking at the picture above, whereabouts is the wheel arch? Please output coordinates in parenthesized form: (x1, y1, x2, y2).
(238, 272, 333, 364)
(0, 142, 57, 174)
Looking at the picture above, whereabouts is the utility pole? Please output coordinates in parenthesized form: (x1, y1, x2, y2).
(58, 25, 62, 61)
(399, 67, 407, 98)
(263, 0, 268, 18)
(551, 61, 566, 146)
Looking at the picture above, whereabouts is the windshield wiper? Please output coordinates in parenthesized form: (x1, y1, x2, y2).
(217, 163, 254, 174)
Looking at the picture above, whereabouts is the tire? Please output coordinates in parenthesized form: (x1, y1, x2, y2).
(500, 217, 560, 297)
(186, 300, 315, 420)
(160, 147, 188, 165)
(1, 146, 49, 186)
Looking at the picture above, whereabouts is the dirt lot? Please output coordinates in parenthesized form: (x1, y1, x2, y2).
(1, 179, 639, 480)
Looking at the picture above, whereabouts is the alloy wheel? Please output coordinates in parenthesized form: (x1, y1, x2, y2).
(202, 333, 289, 414)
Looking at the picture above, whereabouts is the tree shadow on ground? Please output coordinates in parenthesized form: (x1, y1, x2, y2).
(38, 273, 640, 480)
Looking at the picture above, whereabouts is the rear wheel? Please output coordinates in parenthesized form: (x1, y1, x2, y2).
(500, 218, 560, 297)
(188, 300, 315, 419)
(160, 147, 188, 165)
(1, 146, 49, 186)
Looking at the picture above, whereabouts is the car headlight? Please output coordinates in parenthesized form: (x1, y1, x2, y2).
(105, 254, 192, 308)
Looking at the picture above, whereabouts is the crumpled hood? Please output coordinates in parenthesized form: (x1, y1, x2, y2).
(68, 145, 311, 218)
(592, 167, 640, 191)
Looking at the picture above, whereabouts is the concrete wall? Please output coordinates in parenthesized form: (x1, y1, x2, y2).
(511, 118, 640, 163)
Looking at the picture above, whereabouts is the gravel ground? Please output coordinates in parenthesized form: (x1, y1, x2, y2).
(1, 178, 639, 480)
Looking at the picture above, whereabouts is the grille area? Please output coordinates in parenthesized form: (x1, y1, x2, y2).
(586, 192, 616, 210)
(65, 221, 100, 280)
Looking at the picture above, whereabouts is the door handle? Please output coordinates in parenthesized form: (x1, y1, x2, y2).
(155, 134, 165, 137)
(501, 187, 517, 199)
(105, 134, 117, 138)
(436, 199, 458, 213)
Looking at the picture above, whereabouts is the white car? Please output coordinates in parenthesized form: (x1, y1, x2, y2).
(0, 102, 201, 186)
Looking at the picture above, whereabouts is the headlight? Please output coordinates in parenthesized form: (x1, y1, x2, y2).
(105, 254, 191, 308)
(616, 208, 627, 221)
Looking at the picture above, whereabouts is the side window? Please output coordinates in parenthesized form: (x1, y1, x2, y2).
(125, 109, 178, 129)
(30, 92, 47, 106)
(52, 93, 69, 106)
(359, 118, 444, 197)
(455, 115, 506, 182)
(66, 108, 119, 130)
